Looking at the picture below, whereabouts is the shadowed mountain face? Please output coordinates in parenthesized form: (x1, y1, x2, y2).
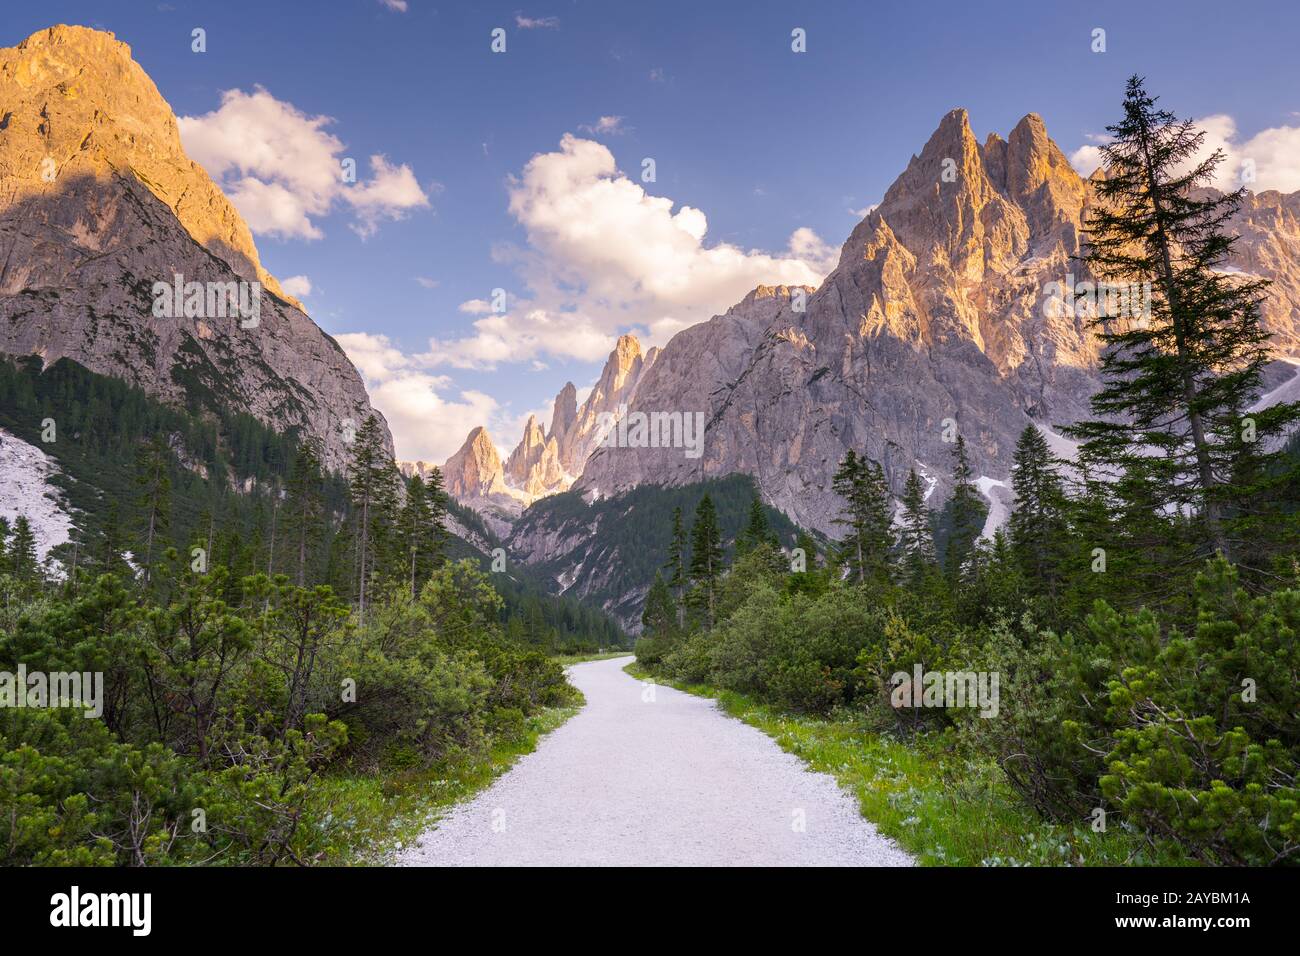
(575, 110, 1300, 534)
(0, 25, 391, 471)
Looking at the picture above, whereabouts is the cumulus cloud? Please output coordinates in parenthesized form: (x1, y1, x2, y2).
(347, 135, 837, 456)
(414, 134, 833, 369)
(280, 275, 312, 297)
(336, 332, 506, 464)
(1070, 117, 1300, 192)
(179, 87, 430, 241)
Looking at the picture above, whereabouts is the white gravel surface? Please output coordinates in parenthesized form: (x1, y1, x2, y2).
(396, 655, 913, 867)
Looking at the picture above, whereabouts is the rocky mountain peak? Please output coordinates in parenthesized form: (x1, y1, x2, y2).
(0, 26, 391, 472)
(548, 382, 578, 440)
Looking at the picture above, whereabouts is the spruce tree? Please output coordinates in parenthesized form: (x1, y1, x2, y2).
(1065, 75, 1300, 564)
(832, 450, 893, 585)
(897, 468, 935, 580)
(1008, 426, 1070, 597)
(423, 465, 451, 567)
(8, 515, 37, 580)
(641, 571, 677, 636)
(664, 505, 688, 625)
(283, 437, 325, 587)
(133, 435, 172, 586)
(687, 494, 724, 627)
(737, 495, 773, 555)
(941, 435, 985, 584)
(348, 415, 399, 616)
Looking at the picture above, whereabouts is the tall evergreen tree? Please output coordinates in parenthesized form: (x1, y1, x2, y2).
(664, 505, 688, 625)
(133, 435, 172, 586)
(8, 515, 37, 580)
(687, 494, 724, 627)
(897, 468, 935, 580)
(283, 437, 326, 587)
(347, 415, 399, 617)
(941, 435, 985, 584)
(737, 495, 774, 555)
(423, 465, 450, 567)
(832, 450, 893, 585)
(641, 571, 677, 636)
(1008, 426, 1070, 596)
(1065, 75, 1300, 564)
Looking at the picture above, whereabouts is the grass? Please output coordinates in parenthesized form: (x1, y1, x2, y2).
(626, 662, 1190, 867)
(551, 649, 634, 666)
(315, 702, 581, 865)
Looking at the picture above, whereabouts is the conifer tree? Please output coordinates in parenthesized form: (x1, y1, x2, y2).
(348, 415, 399, 616)
(737, 495, 774, 554)
(832, 450, 893, 585)
(687, 494, 723, 627)
(1065, 75, 1300, 563)
(941, 435, 985, 584)
(283, 438, 325, 586)
(897, 468, 935, 580)
(424, 465, 450, 567)
(1008, 426, 1070, 596)
(133, 435, 172, 586)
(664, 505, 688, 625)
(8, 515, 37, 580)
(641, 571, 677, 636)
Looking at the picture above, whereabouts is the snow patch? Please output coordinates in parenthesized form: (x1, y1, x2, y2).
(974, 475, 1010, 541)
(1249, 356, 1300, 413)
(0, 427, 74, 563)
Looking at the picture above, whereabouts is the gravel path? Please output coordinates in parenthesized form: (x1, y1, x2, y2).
(396, 656, 912, 867)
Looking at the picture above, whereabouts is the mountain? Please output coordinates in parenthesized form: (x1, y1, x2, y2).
(576, 110, 1300, 534)
(425, 333, 658, 515)
(0, 25, 391, 472)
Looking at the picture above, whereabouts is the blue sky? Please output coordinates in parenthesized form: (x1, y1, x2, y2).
(10, 0, 1300, 461)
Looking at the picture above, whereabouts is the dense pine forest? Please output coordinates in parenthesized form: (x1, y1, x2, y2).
(0, 356, 623, 864)
(637, 79, 1300, 867)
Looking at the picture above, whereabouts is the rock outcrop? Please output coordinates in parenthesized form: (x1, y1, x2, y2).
(0, 26, 391, 472)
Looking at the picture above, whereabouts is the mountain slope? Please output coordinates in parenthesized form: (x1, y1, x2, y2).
(0, 25, 391, 472)
(577, 110, 1300, 533)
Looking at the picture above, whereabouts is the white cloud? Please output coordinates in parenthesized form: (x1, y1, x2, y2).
(379, 0, 408, 11)
(280, 275, 312, 297)
(416, 134, 833, 369)
(649, 68, 665, 83)
(1070, 117, 1300, 192)
(515, 14, 559, 29)
(849, 202, 879, 218)
(579, 115, 628, 136)
(336, 332, 503, 463)
(413, 276, 440, 289)
(179, 87, 430, 240)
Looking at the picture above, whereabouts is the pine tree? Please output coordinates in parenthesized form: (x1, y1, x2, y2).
(897, 468, 935, 580)
(348, 415, 399, 617)
(8, 515, 37, 580)
(1008, 426, 1070, 597)
(641, 571, 677, 636)
(941, 435, 985, 584)
(133, 435, 172, 586)
(399, 472, 447, 599)
(1065, 75, 1300, 564)
(687, 494, 724, 627)
(832, 450, 893, 585)
(423, 465, 450, 567)
(737, 495, 774, 554)
(664, 505, 688, 626)
(283, 438, 325, 587)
